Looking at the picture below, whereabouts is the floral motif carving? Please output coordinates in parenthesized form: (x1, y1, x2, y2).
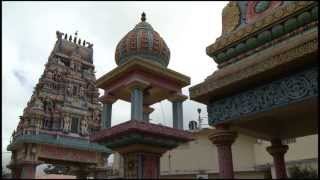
(207, 67, 318, 125)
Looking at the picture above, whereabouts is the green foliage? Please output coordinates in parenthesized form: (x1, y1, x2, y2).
(288, 165, 318, 179)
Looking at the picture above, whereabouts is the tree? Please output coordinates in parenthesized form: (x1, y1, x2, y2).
(288, 165, 318, 179)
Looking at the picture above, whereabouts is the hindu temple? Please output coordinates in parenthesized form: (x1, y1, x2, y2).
(6, 31, 111, 179)
(90, 13, 194, 179)
(189, 1, 318, 179)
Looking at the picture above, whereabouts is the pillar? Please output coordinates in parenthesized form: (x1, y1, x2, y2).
(7, 165, 21, 179)
(143, 105, 154, 122)
(75, 169, 90, 179)
(266, 139, 288, 179)
(209, 125, 237, 179)
(93, 167, 108, 179)
(131, 87, 143, 120)
(123, 152, 161, 179)
(100, 94, 116, 129)
(19, 161, 41, 179)
(168, 93, 187, 130)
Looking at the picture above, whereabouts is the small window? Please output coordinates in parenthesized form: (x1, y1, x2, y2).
(71, 117, 79, 133)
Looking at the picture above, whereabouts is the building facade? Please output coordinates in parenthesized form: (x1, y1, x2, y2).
(112, 129, 318, 179)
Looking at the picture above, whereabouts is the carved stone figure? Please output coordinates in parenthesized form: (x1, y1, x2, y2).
(79, 86, 85, 97)
(63, 113, 71, 133)
(47, 70, 53, 79)
(44, 97, 54, 112)
(58, 58, 65, 66)
(66, 84, 73, 96)
(80, 117, 88, 136)
(56, 31, 63, 40)
(33, 97, 43, 109)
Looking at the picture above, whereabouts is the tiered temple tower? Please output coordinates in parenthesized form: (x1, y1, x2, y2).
(7, 31, 111, 179)
(90, 13, 194, 179)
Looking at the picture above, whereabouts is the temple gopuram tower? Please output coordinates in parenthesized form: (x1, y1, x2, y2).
(7, 31, 111, 179)
(90, 13, 194, 179)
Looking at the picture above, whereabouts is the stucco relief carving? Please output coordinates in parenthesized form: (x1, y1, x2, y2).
(190, 39, 318, 98)
(63, 113, 71, 133)
(208, 67, 318, 125)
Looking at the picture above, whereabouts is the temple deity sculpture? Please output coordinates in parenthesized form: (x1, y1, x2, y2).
(63, 113, 71, 133)
(46, 70, 53, 79)
(80, 117, 88, 136)
(33, 97, 43, 109)
(56, 31, 63, 40)
(66, 83, 73, 96)
(79, 85, 85, 97)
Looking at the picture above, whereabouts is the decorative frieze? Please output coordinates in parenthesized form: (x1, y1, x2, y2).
(190, 38, 318, 99)
(207, 67, 318, 125)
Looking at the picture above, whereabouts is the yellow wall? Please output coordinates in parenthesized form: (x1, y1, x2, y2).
(254, 135, 318, 165)
(160, 130, 258, 175)
(112, 130, 318, 178)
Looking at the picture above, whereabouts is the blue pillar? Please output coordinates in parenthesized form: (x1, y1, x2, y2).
(101, 103, 112, 129)
(131, 88, 143, 120)
(172, 101, 183, 129)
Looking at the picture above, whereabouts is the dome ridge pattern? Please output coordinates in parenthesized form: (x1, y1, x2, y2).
(115, 13, 170, 67)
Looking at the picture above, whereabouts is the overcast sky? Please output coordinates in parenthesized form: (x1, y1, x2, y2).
(2, 1, 228, 173)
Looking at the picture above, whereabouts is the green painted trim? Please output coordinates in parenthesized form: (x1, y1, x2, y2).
(102, 132, 180, 149)
(7, 134, 111, 153)
(213, 5, 318, 65)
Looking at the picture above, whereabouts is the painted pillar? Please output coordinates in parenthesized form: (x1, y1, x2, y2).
(20, 162, 39, 179)
(9, 166, 21, 179)
(169, 93, 187, 130)
(209, 125, 237, 179)
(100, 94, 116, 129)
(75, 169, 90, 179)
(172, 101, 184, 129)
(143, 105, 154, 122)
(123, 152, 161, 179)
(131, 88, 143, 120)
(102, 103, 112, 128)
(94, 168, 107, 179)
(266, 139, 289, 179)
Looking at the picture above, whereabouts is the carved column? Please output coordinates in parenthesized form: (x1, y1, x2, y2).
(143, 105, 154, 122)
(93, 167, 108, 179)
(19, 161, 41, 179)
(168, 93, 188, 129)
(131, 87, 143, 120)
(75, 167, 90, 179)
(99, 93, 117, 129)
(7, 162, 22, 179)
(266, 139, 289, 179)
(127, 81, 149, 121)
(209, 125, 237, 179)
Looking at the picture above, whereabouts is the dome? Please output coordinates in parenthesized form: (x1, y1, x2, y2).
(115, 13, 170, 67)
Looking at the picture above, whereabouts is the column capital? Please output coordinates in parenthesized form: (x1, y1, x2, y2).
(168, 93, 188, 102)
(99, 95, 117, 104)
(266, 139, 289, 157)
(126, 79, 150, 91)
(209, 129, 237, 146)
(143, 105, 154, 114)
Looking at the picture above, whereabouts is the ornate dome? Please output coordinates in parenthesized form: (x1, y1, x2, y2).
(115, 13, 170, 67)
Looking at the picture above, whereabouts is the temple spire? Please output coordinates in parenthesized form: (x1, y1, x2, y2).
(141, 12, 146, 22)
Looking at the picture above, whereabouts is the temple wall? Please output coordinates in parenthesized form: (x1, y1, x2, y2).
(254, 134, 318, 165)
